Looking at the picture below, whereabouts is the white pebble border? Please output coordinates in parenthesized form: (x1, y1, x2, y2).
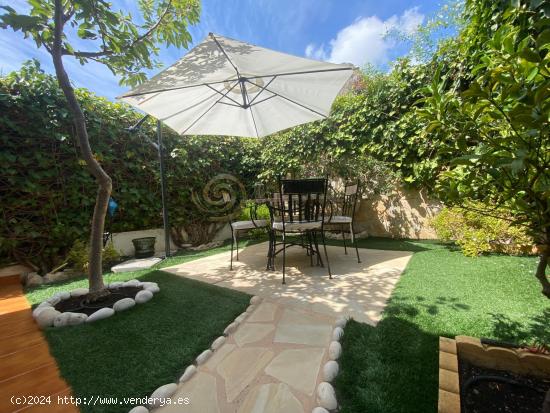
(32, 280, 160, 329)
(131, 295, 263, 413)
(312, 315, 349, 413)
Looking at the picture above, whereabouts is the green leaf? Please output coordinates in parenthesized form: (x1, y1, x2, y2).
(519, 48, 541, 62)
(526, 66, 539, 81)
(536, 29, 550, 49)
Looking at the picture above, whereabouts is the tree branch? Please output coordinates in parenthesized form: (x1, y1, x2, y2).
(62, 5, 75, 23)
(128, 0, 173, 48)
(63, 0, 173, 59)
(65, 48, 113, 58)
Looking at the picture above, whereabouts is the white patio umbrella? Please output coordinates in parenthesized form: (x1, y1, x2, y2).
(117, 33, 354, 256)
(118, 33, 354, 137)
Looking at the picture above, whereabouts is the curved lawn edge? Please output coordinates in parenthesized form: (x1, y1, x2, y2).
(28, 269, 250, 413)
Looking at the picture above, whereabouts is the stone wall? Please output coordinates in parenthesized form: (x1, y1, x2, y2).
(109, 187, 441, 254)
(354, 187, 441, 239)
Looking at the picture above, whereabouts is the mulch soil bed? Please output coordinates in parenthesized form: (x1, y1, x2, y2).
(459, 358, 550, 413)
(54, 287, 143, 316)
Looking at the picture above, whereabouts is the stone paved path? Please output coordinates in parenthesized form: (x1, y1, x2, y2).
(156, 298, 336, 413)
(0, 278, 77, 413)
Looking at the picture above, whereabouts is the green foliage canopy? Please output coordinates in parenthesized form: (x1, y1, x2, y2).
(0, 0, 200, 86)
(420, 0, 550, 243)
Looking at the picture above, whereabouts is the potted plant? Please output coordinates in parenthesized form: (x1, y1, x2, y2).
(131, 237, 156, 258)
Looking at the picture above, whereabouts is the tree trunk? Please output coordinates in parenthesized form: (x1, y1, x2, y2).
(52, 0, 111, 299)
(535, 235, 550, 299)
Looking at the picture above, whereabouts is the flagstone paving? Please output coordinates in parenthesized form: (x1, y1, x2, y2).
(156, 243, 412, 412)
(156, 299, 335, 413)
(164, 242, 412, 324)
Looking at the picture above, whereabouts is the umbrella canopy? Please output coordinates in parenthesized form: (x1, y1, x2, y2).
(118, 33, 354, 138)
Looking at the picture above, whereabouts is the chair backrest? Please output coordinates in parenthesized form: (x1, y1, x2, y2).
(277, 178, 328, 223)
(341, 181, 360, 218)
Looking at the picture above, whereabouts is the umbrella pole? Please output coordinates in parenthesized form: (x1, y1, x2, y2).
(157, 120, 171, 258)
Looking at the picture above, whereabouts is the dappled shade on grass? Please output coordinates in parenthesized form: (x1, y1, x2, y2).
(334, 240, 549, 413)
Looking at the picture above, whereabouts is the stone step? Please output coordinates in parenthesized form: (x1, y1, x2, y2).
(111, 257, 163, 273)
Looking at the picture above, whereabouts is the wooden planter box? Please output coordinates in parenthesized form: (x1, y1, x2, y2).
(438, 335, 550, 413)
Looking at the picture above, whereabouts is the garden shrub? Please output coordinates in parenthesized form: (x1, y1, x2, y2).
(238, 201, 271, 222)
(431, 203, 534, 256)
(67, 240, 121, 274)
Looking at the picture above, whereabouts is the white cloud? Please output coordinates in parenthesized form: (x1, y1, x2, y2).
(305, 43, 328, 61)
(305, 7, 424, 67)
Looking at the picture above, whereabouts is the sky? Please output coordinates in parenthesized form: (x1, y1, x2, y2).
(0, 0, 446, 101)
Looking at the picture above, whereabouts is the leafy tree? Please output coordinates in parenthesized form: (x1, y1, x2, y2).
(1, 0, 200, 299)
(420, 0, 550, 299)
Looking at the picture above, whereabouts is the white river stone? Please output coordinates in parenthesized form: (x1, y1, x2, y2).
(250, 296, 262, 305)
(113, 297, 136, 312)
(332, 327, 344, 341)
(53, 312, 88, 327)
(224, 322, 238, 335)
(211, 336, 226, 351)
(141, 282, 160, 293)
(47, 296, 61, 306)
(178, 365, 196, 383)
(33, 303, 52, 318)
(149, 383, 177, 408)
(235, 313, 247, 323)
(53, 291, 71, 301)
(135, 290, 153, 304)
(316, 382, 337, 410)
(323, 360, 339, 382)
(328, 341, 342, 360)
(196, 349, 212, 365)
(335, 316, 348, 328)
(86, 307, 115, 323)
(70, 288, 89, 297)
(128, 406, 149, 413)
(36, 308, 60, 328)
(37, 301, 53, 309)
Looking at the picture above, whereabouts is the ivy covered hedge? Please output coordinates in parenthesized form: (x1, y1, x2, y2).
(0, 62, 261, 271)
(256, 59, 463, 195)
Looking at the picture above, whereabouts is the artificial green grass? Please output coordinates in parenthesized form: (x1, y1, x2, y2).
(333, 239, 550, 413)
(25, 248, 250, 413)
(24, 236, 549, 413)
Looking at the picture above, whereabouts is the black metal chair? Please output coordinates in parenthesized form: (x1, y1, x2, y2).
(224, 192, 268, 270)
(325, 181, 361, 263)
(267, 178, 332, 284)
